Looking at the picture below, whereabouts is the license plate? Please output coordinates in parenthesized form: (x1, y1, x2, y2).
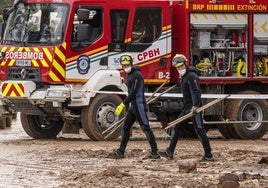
(15, 60, 31, 67)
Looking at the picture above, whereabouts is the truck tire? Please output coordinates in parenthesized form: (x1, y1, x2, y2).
(225, 90, 268, 139)
(81, 94, 124, 141)
(20, 113, 64, 139)
(213, 115, 231, 139)
(224, 99, 243, 138)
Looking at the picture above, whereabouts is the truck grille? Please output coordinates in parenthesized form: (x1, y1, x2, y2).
(9, 99, 60, 116)
(7, 67, 41, 82)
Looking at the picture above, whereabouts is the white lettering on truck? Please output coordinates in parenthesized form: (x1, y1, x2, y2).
(5, 52, 44, 60)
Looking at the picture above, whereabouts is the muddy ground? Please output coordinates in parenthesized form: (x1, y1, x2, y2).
(0, 113, 267, 188)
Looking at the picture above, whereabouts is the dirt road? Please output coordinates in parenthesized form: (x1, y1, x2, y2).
(0, 113, 267, 188)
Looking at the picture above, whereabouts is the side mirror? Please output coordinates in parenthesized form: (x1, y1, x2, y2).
(77, 9, 90, 21)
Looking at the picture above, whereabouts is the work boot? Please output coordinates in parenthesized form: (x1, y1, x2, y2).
(158, 149, 174, 160)
(142, 152, 160, 160)
(107, 150, 124, 159)
(199, 155, 214, 162)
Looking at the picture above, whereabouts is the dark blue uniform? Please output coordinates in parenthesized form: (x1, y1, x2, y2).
(118, 66, 158, 154)
(168, 66, 213, 157)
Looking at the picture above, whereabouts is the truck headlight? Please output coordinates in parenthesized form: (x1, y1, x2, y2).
(46, 88, 70, 98)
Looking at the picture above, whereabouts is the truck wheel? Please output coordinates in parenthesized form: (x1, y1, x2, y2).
(20, 113, 64, 139)
(81, 94, 123, 141)
(225, 90, 268, 139)
(224, 99, 243, 138)
(217, 115, 233, 139)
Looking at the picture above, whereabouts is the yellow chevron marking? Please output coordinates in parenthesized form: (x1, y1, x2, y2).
(18, 47, 23, 52)
(62, 42, 67, 49)
(39, 48, 49, 67)
(222, 14, 228, 20)
(8, 59, 15, 66)
(32, 48, 40, 67)
(212, 14, 218, 20)
(2, 83, 24, 97)
(48, 71, 60, 82)
(10, 91, 17, 97)
(33, 59, 40, 67)
(55, 47, 65, 63)
(1, 46, 7, 52)
(40, 59, 49, 67)
(192, 14, 198, 20)
(254, 21, 258, 33)
(232, 14, 238, 20)
(43, 48, 52, 62)
(53, 59, 65, 78)
(14, 84, 24, 96)
(261, 21, 267, 33)
(2, 83, 11, 96)
(202, 14, 208, 20)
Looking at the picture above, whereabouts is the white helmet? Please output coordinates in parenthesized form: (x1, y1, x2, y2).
(172, 54, 187, 68)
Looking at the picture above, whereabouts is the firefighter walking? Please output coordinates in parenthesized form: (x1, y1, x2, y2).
(158, 54, 214, 162)
(107, 53, 160, 160)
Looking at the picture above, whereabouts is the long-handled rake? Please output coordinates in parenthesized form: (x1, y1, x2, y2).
(103, 83, 177, 140)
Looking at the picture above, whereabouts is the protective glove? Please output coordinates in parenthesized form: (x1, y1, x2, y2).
(115, 103, 125, 116)
(190, 106, 198, 116)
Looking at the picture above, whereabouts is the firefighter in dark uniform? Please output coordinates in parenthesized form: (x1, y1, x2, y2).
(107, 53, 160, 160)
(158, 54, 214, 162)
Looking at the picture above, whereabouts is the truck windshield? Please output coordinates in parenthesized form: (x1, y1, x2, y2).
(2, 3, 68, 46)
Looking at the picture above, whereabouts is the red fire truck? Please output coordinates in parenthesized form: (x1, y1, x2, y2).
(0, 0, 267, 140)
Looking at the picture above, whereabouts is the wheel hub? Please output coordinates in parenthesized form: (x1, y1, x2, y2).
(97, 104, 119, 129)
(242, 102, 263, 130)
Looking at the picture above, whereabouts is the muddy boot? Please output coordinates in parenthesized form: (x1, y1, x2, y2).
(107, 150, 124, 159)
(142, 152, 160, 160)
